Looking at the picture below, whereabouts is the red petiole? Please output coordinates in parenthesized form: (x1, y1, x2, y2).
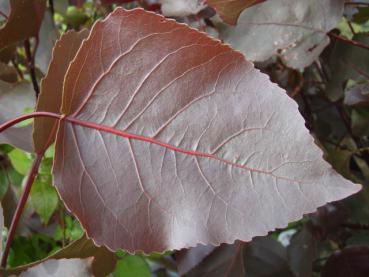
(1, 153, 44, 268)
(0, 112, 61, 268)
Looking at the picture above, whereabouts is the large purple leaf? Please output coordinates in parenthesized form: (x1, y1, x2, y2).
(46, 8, 360, 253)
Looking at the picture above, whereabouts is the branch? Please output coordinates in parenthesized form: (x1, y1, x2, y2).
(347, 20, 356, 36)
(342, 223, 369, 230)
(328, 32, 369, 51)
(289, 71, 304, 98)
(11, 59, 24, 80)
(0, 10, 8, 19)
(344, 2, 369, 6)
(49, 0, 55, 17)
(1, 153, 44, 268)
(24, 38, 40, 97)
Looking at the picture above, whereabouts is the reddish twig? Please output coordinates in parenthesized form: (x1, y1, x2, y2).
(58, 207, 66, 247)
(328, 32, 369, 51)
(0, 153, 44, 268)
(289, 71, 304, 98)
(24, 38, 40, 97)
(344, 2, 369, 6)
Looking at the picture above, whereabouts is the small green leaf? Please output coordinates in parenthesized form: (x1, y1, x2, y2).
(54, 215, 84, 242)
(8, 149, 32, 175)
(39, 157, 53, 175)
(0, 144, 13, 153)
(29, 175, 59, 224)
(7, 235, 117, 276)
(115, 250, 126, 259)
(7, 167, 24, 187)
(113, 255, 151, 277)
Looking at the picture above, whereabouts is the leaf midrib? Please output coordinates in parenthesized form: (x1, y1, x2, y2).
(64, 116, 305, 184)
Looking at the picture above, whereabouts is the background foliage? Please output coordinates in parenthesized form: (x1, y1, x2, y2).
(0, 0, 369, 276)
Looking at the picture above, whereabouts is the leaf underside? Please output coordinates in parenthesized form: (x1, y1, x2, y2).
(220, 0, 345, 69)
(43, 8, 360, 253)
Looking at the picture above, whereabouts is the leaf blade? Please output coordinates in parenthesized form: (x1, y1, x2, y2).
(219, 0, 345, 69)
(49, 8, 360, 254)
